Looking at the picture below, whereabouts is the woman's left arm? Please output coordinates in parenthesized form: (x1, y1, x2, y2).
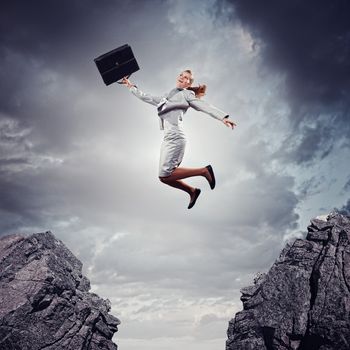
(186, 91, 236, 129)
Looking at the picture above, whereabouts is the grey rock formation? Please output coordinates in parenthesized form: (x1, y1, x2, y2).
(226, 212, 350, 350)
(0, 231, 120, 350)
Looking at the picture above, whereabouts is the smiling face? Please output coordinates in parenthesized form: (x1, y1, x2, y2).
(176, 71, 193, 89)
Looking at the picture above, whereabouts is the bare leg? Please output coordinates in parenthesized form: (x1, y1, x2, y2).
(159, 177, 200, 209)
(159, 177, 195, 197)
(162, 166, 212, 182)
(159, 166, 213, 208)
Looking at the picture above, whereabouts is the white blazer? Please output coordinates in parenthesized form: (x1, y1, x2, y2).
(129, 86, 228, 130)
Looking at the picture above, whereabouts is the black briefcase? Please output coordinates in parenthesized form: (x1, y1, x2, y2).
(94, 44, 140, 86)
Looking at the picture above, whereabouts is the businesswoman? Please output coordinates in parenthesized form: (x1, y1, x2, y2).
(121, 70, 236, 209)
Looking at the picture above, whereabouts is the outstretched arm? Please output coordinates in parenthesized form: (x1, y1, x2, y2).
(186, 90, 237, 129)
(121, 77, 163, 106)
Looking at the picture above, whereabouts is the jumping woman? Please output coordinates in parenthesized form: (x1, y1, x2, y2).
(121, 70, 236, 209)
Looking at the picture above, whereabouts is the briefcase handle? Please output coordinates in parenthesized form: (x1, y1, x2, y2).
(116, 75, 130, 84)
(114, 57, 135, 84)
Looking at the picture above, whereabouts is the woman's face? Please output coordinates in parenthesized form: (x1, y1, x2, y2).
(176, 71, 192, 89)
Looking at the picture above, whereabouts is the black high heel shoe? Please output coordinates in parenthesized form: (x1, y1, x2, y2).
(188, 188, 201, 209)
(206, 165, 216, 190)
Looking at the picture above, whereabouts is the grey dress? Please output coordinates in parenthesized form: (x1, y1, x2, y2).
(129, 85, 229, 177)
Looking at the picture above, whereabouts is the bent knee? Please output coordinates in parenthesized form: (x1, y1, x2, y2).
(159, 176, 169, 183)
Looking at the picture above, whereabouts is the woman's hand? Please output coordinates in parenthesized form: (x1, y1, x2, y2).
(121, 76, 134, 88)
(223, 117, 237, 129)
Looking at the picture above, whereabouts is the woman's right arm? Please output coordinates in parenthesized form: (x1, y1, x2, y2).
(121, 77, 163, 106)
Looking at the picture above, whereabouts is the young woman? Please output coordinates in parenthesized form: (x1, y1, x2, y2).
(121, 70, 236, 209)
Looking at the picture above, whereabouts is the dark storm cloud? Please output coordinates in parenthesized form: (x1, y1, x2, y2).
(0, 0, 144, 58)
(1, 0, 100, 106)
(339, 199, 350, 215)
(227, 0, 350, 164)
(1, 0, 113, 142)
(0, 0, 173, 158)
(0, 0, 151, 117)
(276, 120, 335, 164)
(344, 177, 350, 192)
(0, 177, 46, 231)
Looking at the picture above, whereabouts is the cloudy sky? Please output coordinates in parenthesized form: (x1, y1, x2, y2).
(1, 0, 349, 349)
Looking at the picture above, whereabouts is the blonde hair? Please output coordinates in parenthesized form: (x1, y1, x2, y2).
(184, 69, 207, 98)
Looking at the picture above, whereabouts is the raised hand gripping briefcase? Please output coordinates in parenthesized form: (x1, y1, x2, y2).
(94, 44, 140, 86)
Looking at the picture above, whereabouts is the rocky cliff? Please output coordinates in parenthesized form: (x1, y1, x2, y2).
(0, 231, 120, 350)
(226, 212, 350, 350)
